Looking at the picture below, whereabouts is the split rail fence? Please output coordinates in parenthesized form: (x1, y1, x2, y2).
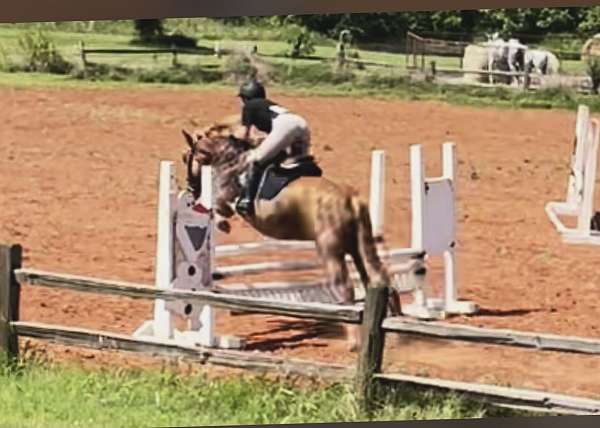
(2, 244, 600, 415)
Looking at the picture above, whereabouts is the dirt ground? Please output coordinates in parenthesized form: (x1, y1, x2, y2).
(1, 85, 599, 400)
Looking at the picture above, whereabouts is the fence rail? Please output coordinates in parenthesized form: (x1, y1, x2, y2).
(3, 244, 600, 415)
(383, 318, 600, 355)
(16, 268, 362, 323)
(77, 41, 231, 67)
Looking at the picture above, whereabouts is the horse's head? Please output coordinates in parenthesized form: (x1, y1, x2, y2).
(181, 128, 254, 200)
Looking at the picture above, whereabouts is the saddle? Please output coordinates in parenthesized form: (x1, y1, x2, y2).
(256, 155, 322, 201)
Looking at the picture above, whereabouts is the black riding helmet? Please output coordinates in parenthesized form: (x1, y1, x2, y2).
(238, 79, 266, 102)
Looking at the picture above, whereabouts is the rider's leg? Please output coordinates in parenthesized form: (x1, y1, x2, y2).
(236, 114, 310, 216)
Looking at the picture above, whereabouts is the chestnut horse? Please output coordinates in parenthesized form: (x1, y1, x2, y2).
(180, 119, 401, 351)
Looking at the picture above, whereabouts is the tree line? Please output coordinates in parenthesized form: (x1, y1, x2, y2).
(133, 8, 600, 45)
(214, 8, 600, 43)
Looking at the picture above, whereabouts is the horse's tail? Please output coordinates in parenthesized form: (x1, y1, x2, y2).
(349, 195, 402, 314)
(351, 196, 386, 278)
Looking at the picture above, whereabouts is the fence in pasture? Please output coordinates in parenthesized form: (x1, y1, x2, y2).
(77, 40, 257, 69)
(406, 31, 470, 71)
(427, 60, 533, 90)
(3, 245, 600, 414)
(4, 140, 600, 414)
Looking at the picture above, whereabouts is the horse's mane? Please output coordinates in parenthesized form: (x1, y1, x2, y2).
(194, 114, 263, 148)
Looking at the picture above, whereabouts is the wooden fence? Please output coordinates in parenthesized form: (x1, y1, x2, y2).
(77, 40, 246, 68)
(2, 244, 600, 415)
(427, 60, 533, 90)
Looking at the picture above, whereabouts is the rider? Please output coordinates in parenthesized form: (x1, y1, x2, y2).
(235, 78, 312, 216)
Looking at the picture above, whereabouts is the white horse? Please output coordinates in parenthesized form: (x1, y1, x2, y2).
(484, 32, 506, 84)
(484, 33, 527, 85)
(524, 49, 558, 75)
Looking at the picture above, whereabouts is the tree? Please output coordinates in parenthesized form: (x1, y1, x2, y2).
(134, 19, 164, 42)
(579, 7, 600, 35)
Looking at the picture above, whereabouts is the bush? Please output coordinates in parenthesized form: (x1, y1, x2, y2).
(284, 23, 317, 58)
(134, 19, 164, 42)
(136, 65, 223, 84)
(16, 30, 73, 74)
(132, 19, 198, 49)
(70, 63, 132, 81)
(71, 62, 223, 85)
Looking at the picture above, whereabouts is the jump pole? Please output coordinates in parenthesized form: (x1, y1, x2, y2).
(135, 143, 477, 348)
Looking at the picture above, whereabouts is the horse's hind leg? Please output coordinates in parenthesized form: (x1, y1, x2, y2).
(315, 234, 359, 352)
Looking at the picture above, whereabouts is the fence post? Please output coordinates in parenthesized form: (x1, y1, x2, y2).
(405, 36, 409, 68)
(523, 67, 531, 91)
(0, 244, 22, 361)
(79, 41, 87, 69)
(429, 60, 437, 82)
(355, 284, 388, 415)
(413, 39, 417, 69)
(171, 45, 178, 67)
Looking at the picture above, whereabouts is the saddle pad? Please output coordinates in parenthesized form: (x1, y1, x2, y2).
(257, 159, 322, 201)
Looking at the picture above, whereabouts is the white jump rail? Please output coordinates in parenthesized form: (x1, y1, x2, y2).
(213, 144, 477, 319)
(545, 105, 600, 245)
(135, 143, 477, 348)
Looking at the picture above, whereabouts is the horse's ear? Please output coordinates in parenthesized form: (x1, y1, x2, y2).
(181, 129, 194, 149)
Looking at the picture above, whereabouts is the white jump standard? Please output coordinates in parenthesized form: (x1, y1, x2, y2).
(401, 143, 477, 318)
(545, 105, 600, 245)
(135, 142, 477, 349)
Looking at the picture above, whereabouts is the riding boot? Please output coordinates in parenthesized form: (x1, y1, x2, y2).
(236, 162, 263, 217)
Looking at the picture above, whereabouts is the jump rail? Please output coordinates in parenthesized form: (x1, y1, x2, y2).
(133, 143, 477, 349)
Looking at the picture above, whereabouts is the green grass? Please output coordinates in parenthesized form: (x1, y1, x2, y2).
(0, 353, 526, 428)
(3, 65, 600, 116)
(0, 23, 598, 119)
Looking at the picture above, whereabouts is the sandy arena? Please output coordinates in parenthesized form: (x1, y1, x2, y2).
(1, 85, 599, 399)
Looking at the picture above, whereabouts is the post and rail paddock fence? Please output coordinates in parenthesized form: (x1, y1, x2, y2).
(77, 40, 257, 69)
(4, 135, 600, 414)
(3, 244, 600, 415)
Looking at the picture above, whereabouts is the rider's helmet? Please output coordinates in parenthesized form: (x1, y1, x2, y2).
(238, 79, 266, 102)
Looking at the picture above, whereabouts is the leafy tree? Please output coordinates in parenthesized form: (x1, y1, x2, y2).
(134, 19, 164, 41)
(579, 7, 600, 35)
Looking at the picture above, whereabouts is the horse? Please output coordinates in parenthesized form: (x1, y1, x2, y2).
(484, 32, 507, 84)
(524, 49, 559, 75)
(484, 33, 527, 85)
(180, 122, 403, 352)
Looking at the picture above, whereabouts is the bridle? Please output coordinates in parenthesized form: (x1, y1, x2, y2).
(184, 134, 212, 200)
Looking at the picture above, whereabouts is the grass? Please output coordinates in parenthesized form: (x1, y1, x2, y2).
(0, 352, 526, 428)
(0, 22, 598, 117)
(2, 64, 600, 116)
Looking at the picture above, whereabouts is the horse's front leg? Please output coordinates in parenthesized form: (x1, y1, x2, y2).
(214, 194, 237, 234)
